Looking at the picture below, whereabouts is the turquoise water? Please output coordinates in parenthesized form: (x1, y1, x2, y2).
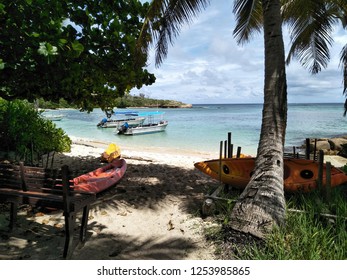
(52, 103, 347, 156)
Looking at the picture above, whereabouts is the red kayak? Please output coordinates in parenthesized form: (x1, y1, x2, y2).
(73, 159, 127, 193)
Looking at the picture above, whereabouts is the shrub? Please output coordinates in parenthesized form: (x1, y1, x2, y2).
(0, 99, 71, 164)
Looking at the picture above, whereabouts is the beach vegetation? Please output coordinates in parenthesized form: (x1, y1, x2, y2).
(0, 0, 155, 112)
(205, 187, 347, 259)
(135, 0, 346, 242)
(252, 189, 347, 259)
(0, 98, 71, 164)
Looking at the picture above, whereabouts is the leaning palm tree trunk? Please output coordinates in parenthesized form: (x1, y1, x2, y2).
(136, 0, 288, 239)
(228, 0, 287, 238)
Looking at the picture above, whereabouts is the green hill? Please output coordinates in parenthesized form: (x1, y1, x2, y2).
(36, 95, 192, 110)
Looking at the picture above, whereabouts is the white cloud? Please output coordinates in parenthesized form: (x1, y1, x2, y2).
(132, 0, 346, 104)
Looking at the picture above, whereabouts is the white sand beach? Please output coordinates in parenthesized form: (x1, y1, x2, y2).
(0, 138, 222, 260)
(2, 137, 346, 260)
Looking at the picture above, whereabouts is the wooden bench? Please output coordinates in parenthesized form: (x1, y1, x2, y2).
(0, 162, 97, 259)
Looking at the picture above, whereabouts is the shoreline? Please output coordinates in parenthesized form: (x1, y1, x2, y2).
(67, 136, 347, 169)
(68, 136, 221, 169)
(47, 103, 347, 161)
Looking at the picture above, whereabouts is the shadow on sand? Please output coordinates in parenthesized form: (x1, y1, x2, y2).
(0, 153, 219, 260)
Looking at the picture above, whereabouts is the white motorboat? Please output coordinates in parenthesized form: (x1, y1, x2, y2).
(97, 111, 145, 128)
(119, 121, 168, 135)
(117, 112, 168, 135)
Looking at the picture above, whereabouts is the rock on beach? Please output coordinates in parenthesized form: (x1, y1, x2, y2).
(304, 136, 347, 155)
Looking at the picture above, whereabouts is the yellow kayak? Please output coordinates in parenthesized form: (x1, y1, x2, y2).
(194, 158, 347, 193)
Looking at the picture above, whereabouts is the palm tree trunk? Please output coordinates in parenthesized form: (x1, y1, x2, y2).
(228, 0, 287, 239)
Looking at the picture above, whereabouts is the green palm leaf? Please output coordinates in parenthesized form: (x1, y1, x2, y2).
(283, 0, 338, 74)
(137, 0, 210, 67)
(341, 44, 347, 95)
(233, 0, 262, 44)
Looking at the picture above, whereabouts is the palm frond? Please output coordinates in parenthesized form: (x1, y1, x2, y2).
(136, 0, 165, 66)
(340, 44, 347, 95)
(233, 0, 263, 44)
(136, 0, 210, 67)
(336, 0, 347, 28)
(283, 0, 338, 74)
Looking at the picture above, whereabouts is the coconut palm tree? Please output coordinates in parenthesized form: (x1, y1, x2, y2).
(281, 0, 347, 114)
(137, 0, 288, 238)
(228, 0, 287, 238)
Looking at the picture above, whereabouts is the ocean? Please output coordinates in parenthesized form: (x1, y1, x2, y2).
(52, 103, 347, 156)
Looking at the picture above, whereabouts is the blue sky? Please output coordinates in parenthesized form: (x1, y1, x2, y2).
(131, 0, 347, 104)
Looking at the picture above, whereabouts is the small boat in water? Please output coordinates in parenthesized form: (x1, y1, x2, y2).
(97, 110, 145, 128)
(41, 111, 64, 121)
(118, 121, 168, 135)
(43, 114, 64, 121)
(194, 157, 347, 193)
(117, 111, 168, 135)
(73, 159, 127, 194)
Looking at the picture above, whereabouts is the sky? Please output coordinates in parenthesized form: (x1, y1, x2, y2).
(130, 0, 347, 104)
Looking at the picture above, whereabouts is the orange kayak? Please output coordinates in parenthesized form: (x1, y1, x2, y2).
(73, 159, 127, 193)
(194, 158, 347, 193)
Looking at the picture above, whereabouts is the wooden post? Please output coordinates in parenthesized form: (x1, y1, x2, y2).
(305, 138, 310, 160)
(230, 144, 234, 158)
(224, 140, 227, 158)
(314, 139, 317, 161)
(293, 146, 296, 158)
(236, 146, 242, 158)
(220, 141, 229, 193)
(325, 161, 331, 202)
(219, 141, 223, 184)
(19, 162, 27, 192)
(317, 150, 324, 192)
(227, 132, 232, 158)
(61, 165, 71, 214)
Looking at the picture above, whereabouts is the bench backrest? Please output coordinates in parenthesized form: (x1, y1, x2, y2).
(1, 162, 75, 212)
(0, 163, 65, 192)
(1, 163, 89, 195)
(22, 163, 75, 213)
(20, 163, 68, 193)
(0, 163, 23, 190)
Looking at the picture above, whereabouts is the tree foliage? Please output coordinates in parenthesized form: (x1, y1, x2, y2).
(0, 98, 71, 164)
(0, 0, 156, 111)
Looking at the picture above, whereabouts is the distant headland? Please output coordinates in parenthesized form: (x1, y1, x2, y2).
(115, 95, 192, 109)
(36, 95, 192, 110)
